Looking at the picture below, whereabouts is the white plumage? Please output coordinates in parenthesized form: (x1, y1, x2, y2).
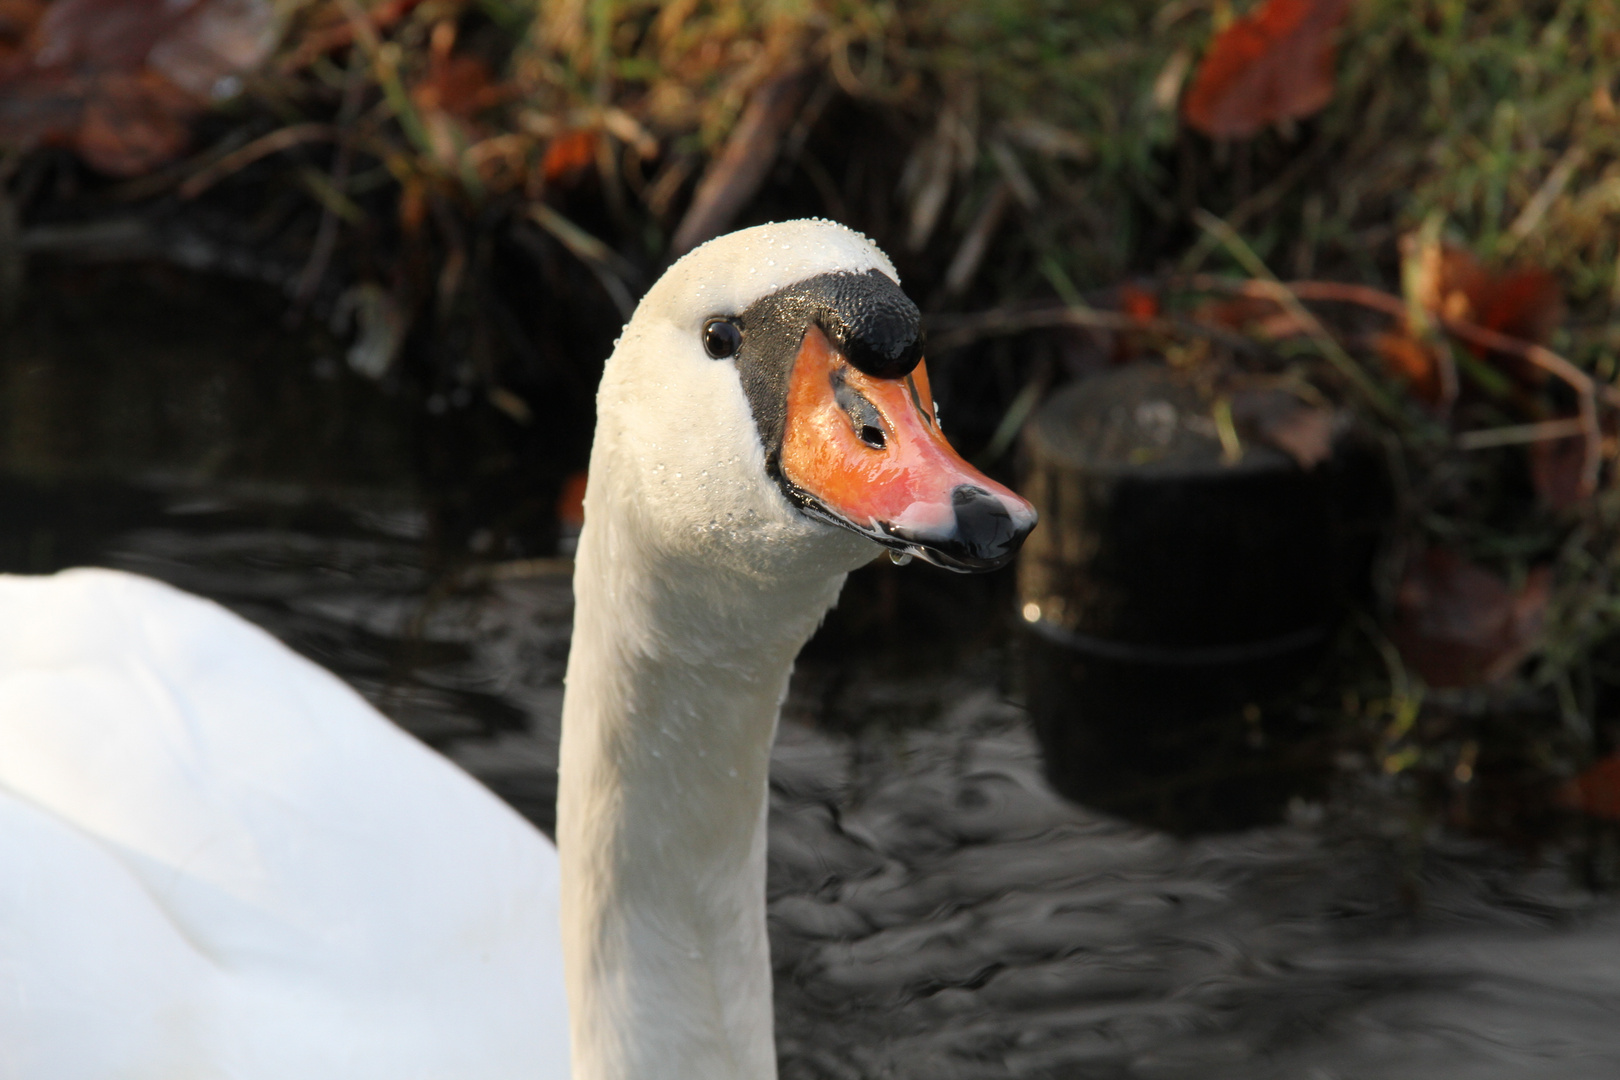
(0, 568, 569, 1079)
(0, 219, 1021, 1080)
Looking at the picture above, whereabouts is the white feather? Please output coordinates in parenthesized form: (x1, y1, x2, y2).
(0, 569, 570, 1079)
(0, 219, 894, 1080)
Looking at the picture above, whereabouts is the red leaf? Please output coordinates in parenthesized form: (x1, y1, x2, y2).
(1390, 549, 1549, 688)
(1558, 755, 1620, 821)
(1423, 246, 1563, 351)
(411, 21, 504, 122)
(1182, 0, 1351, 139)
(1117, 283, 1160, 323)
(541, 129, 598, 184)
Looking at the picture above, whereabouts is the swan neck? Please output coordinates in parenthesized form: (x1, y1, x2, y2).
(557, 518, 843, 1080)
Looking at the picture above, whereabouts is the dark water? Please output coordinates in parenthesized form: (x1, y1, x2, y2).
(6, 264, 1620, 1078)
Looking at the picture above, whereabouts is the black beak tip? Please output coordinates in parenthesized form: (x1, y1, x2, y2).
(885, 485, 1038, 573)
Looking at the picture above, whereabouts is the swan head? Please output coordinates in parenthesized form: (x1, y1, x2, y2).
(592, 219, 1036, 580)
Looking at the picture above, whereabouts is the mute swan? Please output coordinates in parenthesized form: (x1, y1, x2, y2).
(0, 219, 1035, 1080)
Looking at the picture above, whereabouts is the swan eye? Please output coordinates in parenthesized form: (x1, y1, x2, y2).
(702, 318, 742, 359)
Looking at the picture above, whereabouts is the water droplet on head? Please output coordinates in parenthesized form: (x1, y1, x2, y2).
(888, 549, 914, 566)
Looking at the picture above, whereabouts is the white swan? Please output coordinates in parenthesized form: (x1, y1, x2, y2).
(0, 219, 1035, 1080)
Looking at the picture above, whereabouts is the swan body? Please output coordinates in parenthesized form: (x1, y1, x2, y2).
(0, 220, 1034, 1080)
(0, 568, 569, 1079)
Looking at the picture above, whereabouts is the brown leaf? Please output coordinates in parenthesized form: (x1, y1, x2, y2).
(1410, 241, 1564, 380)
(412, 21, 505, 122)
(75, 69, 194, 175)
(1106, 283, 1161, 363)
(147, 0, 273, 98)
(1390, 549, 1550, 688)
(541, 129, 597, 184)
(1528, 430, 1586, 511)
(1182, 0, 1351, 139)
(1557, 755, 1620, 821)
(29, 0, 178, 72)
(0, 0, 46, 59)
(1372, 331, 1444, 405)
(0, 0, 271, 174)
(1229, 387, 1337, 468)
(1117, 283, 1159, 323)
(1436, 249, 1563, 348)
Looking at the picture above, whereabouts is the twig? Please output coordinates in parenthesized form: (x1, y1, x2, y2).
(1191, 210, 1406, 423)
(289, 57, 367, 317)
(670, 68, 812, 257)
(925, 303, 1260, 355)
(943, 181, 1011, 297)
(1455, 419, 1588, 451)
(1439, 317, 1602, 494)
(528, 204, 637, 318)
(179, 124, 338, 200)
(977, 362, 1049, 465)
(1506, 145, 1587, 247)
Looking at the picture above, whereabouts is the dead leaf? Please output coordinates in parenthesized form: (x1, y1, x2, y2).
(1117, 283, 1160, 323)
(0, 0, 45, 60)
(0, 0, 273, 175)
(541, 129, 597, 184)
(1182, 0, 1351, 139)
(147, 0, 274, 98)
(1557, 754, 1620, 821)
(412, 21, 505, 121)
(1417, 245, 1563, 351)
(1372, 330, 1445, 405)
(30, 0, 178, 71)
(1528, 429, 1586, 511)
(1230, 387, 1337, 468)
(557, 470, 588, 530)
(1390, 549, 1550, 688)
(75, 68, 194, 174)
(1404, 239, 1564, 387)
(1103, 283, 1161, 363)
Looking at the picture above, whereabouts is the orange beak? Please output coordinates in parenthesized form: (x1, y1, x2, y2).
(777, 325, 1037, 571)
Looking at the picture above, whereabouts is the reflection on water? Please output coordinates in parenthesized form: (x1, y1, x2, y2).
(5, 263, 1620, 1076)
(3, 480, 1615, 1079)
